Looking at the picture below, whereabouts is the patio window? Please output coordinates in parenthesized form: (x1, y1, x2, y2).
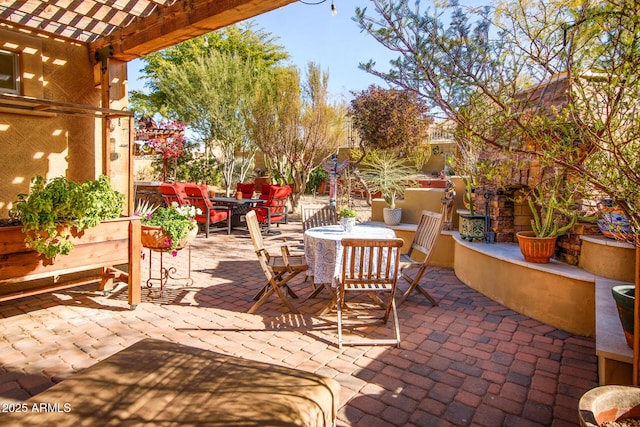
(0, 50, 20, 95)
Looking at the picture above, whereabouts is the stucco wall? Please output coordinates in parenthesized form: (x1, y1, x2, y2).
(0, 29, 102, 217)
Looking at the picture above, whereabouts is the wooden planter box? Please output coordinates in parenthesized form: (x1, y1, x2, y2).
(0, 217, 141, 309)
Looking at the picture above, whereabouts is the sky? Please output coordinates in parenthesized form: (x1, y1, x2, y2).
(127, 1, 398, 102)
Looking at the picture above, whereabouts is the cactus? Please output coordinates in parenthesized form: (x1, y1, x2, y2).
(462, 177, 475, 216)
(527, 189, 578, 238)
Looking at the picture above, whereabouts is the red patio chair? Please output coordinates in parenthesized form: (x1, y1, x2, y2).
(251, 185, 291, 233)
(159, 182, 188, 207)
(183, 184, 231, 237)
(236, 182, 256, 199)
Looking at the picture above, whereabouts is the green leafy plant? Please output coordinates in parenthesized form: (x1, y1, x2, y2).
(338, 207, 357, 219)
(360, 150, 414, 209)
(10, 175, 124, 259)
(139, 203, 199, 253)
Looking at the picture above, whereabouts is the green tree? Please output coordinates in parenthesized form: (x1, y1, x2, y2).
(130, 22, 288, 117)
(355, 0, 640, 233)
(130, 22, 289, 191)
(250, 62, 345, 211)
(155, 51, 261, 194)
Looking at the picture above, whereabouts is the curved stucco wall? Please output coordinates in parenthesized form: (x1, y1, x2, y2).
(453, 235, 596, 337)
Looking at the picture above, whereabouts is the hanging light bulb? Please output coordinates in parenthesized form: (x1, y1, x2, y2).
(331, 0, 337, 16)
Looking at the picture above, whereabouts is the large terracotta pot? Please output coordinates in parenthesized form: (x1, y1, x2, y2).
(516, 231, 557, 264)
(141, 223, 197, 252)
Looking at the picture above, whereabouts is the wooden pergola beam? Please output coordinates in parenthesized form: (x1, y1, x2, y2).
(89, 0, 296, 62)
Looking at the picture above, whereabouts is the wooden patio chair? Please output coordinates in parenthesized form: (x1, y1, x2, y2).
(245, 210, 308, 314)
(337, 237, 404, 348)
(301, 204, 338, 232)
(397, 210, 444, 306)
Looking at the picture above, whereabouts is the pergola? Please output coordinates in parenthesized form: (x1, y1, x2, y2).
(0, 0, 296, 61)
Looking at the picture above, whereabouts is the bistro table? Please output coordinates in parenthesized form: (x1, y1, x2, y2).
(304, 224, 397, 314)
(210, 196, 265, 231)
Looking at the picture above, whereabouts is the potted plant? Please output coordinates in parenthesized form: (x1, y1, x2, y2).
(515, 178, 583, 264)
(10, 175, 124, 260)
(360, 151, 413, 225)
(458, 176, 486, 241)
(338, 207, 357, 232)
(139, 202, 199, 255)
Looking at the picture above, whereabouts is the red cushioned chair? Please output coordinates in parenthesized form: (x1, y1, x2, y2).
(183, 184, 231, 237)
(159, 182, 188, 207)
(251, 185, 291, 233)
(236, 182, 256, 199)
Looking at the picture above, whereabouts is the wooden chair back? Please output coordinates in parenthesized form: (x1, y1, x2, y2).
(301, 205, 337, 231)
(408, 210, 444, 261)
(340, 238, 403, 291)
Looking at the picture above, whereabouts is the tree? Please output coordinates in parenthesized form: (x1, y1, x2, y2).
(349, 85, 431, 204)
(250, 62, 345, 211)
(151, 51, 261, 194)
(130, 22, 288, 118)
(130, 23, 289, 192)
(354, 0, 640, 233)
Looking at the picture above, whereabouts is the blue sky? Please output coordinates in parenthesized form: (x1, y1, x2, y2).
(127, 1, 398, 102)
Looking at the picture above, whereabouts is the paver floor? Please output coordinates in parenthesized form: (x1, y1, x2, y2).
(0, 220, 598, 426)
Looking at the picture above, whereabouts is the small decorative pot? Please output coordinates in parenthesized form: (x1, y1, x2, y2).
(597, 199, 632, 240)
(340, 217, 356, 233)
(459, 214, 485, 242)
(383, 207, 402, 225)
(516, 230, 557, 264)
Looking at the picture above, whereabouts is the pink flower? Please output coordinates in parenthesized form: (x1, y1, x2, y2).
(171, 250, 178, 257)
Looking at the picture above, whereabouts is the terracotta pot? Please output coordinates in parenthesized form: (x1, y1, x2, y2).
(579, 385, 640, 426)
(141, 223, 197, 252)
(516, 231, 557, 264)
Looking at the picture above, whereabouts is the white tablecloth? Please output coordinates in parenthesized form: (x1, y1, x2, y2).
(304, 224, 397, 286)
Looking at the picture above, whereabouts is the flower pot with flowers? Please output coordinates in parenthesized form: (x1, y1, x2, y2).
(338, 207, 357, 232)
(139, 202, 200, 256)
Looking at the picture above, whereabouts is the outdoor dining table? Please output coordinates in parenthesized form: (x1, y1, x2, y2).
(210, 196, 265, 231)
(304, 224, 397, 314)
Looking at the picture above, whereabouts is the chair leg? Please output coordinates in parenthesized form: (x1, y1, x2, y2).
(336, 290, 343, 349)
(390, 297, 401, 348)
(398, 270, 438, 307)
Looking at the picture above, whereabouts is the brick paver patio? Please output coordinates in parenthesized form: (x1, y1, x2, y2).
(0, 220, 598, 426)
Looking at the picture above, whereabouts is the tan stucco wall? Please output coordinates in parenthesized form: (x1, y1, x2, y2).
(371, 177, 466, 227)
(0, 29, 103, 217)
(454, 239, 596, 337)
(579, 236, 636, 283)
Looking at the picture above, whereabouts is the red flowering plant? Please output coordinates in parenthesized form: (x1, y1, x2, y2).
(144, 120, 187, 181)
